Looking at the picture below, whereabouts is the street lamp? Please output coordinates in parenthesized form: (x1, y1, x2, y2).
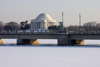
(79, 14, 81, 29)
(62, 12, 64, 29)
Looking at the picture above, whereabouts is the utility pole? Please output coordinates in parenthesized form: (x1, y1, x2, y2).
(62, 12, 64, 29)
(79, 14, 81, 29)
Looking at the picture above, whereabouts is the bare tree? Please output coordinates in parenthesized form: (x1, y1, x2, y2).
(83, 21, 97, 30)
(83, 21, 97, 26)
(4, 21, 20, 31)
(0, 21, 4, 30)
(66, 25, 80, 30)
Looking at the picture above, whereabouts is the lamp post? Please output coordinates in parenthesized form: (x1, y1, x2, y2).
(62, 12, 64, 29)
(79, 14, 81, 29)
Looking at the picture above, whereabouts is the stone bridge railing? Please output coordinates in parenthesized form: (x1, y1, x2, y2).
(68, 30, 100, 34)
(0, 29, 100, 35)
(0, 30, 58, 34)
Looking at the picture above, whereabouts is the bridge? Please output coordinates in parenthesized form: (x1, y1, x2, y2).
(0, 30, 100, 46)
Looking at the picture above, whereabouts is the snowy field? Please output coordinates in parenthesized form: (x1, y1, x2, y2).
(0, 46, 100, 67)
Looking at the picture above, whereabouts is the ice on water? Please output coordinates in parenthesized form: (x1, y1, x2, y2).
(0, 46, 100, 67)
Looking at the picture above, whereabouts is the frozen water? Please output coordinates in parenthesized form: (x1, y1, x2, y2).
(0, 46, 100, 67)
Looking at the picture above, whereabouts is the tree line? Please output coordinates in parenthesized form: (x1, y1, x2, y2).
(49, 21, 100, 31)
(0, 21, 100, 31)
(66, 21, 100, 31)
(0, 21, 31, 31)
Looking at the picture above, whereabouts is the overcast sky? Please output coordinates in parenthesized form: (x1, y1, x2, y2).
(0, 0, 100, 26)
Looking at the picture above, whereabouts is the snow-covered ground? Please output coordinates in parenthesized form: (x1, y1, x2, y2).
(0, 46, 100, 67)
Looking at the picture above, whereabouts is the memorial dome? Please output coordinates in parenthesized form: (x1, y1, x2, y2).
(35, 13, 53, 20)
(31, 13, 56, 29)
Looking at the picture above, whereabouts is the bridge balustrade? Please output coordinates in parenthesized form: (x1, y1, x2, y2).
(2, 29, 100, 35)
(44, 30, 47, 34)
(68, 31, 75, 34)
(49, 30, 52, 34)
(33, 30, 35, 34)
(51, 30, 54, 34)
(29, 30, 33, 34)
(0, 30, 53, 34)
(54, 30, 58, 34)
(67, 30, 100, 35)
(97, 30, 100, 34)
(41, 30, 43, 34)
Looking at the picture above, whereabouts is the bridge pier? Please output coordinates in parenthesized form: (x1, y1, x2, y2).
(58, 34, 69, 46)
(17, 39, 39, 45)
(30, 39, 39, 45)
(57, 29, 69, 46)
(70, 39, 85, 46)
(17, 39, 23, 45)
(0, 39, 3, 45)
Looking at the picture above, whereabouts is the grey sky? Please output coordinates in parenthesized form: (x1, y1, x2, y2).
(0, 0, 100, 26)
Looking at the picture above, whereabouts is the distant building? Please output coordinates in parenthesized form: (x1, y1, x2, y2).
(31, 13, 56, 30)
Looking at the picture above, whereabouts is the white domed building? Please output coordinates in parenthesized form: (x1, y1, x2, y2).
(17, 13, 56, 46)
(31, 13, 56, 30)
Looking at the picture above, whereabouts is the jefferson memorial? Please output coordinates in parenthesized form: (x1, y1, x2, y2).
(31, 13, 56, 30)
(17, 13, 56, 45)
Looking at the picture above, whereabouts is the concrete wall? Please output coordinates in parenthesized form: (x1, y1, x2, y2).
(0, 39, 3, 45)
